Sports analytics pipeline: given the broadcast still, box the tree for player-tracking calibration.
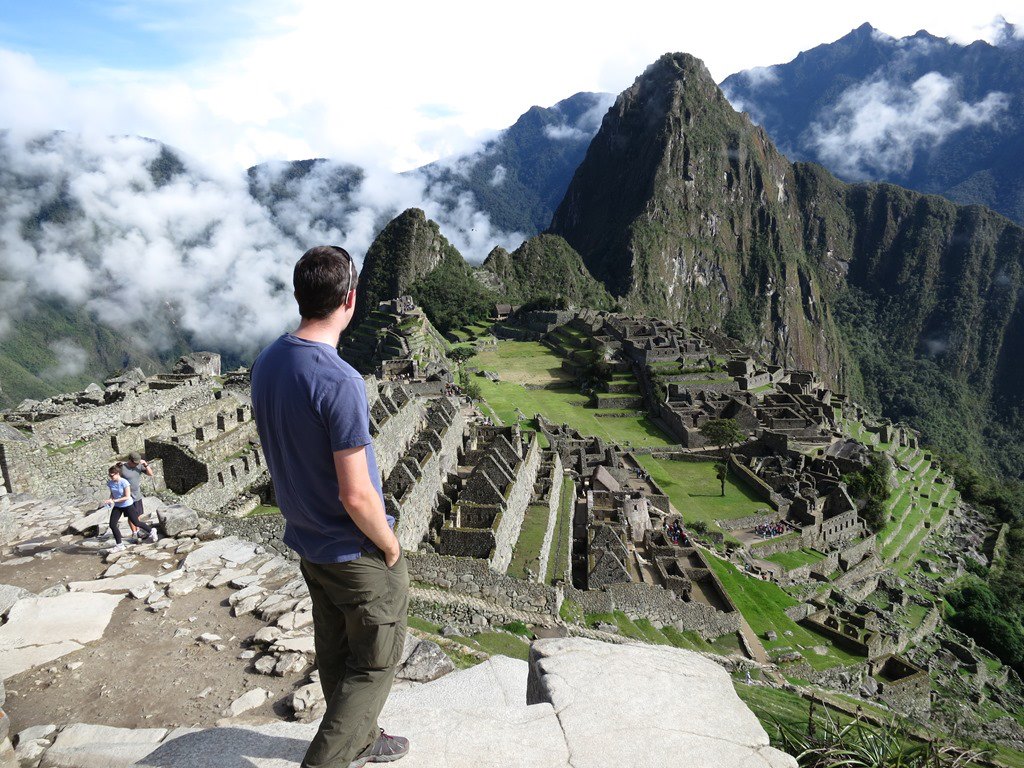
[700,419,746,450]
[448,346,477,364]
[463,380,482,401]
[715,462,729,497]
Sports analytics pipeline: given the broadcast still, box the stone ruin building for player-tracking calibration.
[0,353,269,516]
[537,419,741,640]
[730,433,865,553]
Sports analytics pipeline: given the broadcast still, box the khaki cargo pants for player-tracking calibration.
[299,548,409,768]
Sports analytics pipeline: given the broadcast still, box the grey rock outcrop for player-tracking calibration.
[28,640,797,767]
[158,505,200,537]
[527,637,797,768]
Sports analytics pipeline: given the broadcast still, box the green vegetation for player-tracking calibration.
[507,503,551,580]
[473,341,673,448]
[499,621,532,637]
[699,418,746,449]
[468,632,531,661]
[0,296,181,408]
[407,616,442,634]
[481,234,614,310]
[559,597,583,624]
[409,256,496,335]
[842,454,891,531]
[635,456,764,534]
[547,479,575,584]
[947,577,1024,675]
[765,548,827,570]
[704,554,861,669]
[773,708,986,768]
[247,504,281,517]
[584,611,648,641]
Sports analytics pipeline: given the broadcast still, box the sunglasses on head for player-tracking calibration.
[330,245,357,296]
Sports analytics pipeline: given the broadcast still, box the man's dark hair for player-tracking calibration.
[293,245,357,319]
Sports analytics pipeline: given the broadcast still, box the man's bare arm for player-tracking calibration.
[334,445,401,566]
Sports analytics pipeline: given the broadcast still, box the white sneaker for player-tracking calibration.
[147,528,158,543]
[110,543,127,553]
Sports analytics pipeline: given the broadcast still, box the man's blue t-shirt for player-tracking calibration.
[250,334,390,563]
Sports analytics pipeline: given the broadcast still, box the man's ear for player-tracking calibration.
[346,289,356,309]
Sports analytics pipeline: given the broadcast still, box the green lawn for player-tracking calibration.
[248,504,281,517]
[546,479,575,584]
[636,456,765,530]
[472,341,673,448]
[704,554,862,670]
[507,503,551,580]
[468,632,530,661]
[765,548,827,570]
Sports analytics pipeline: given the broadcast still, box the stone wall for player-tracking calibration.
[718,511,779,532]
[25,379,214,445]
[389,397,464,550]
[535,457,565,584]
[0,380,225,501]
[729,455,789,512]
[408,552,557,614]
[838,536,877,570]
[371,384,427,480]
[146,438,209,494]
[490,435,542,573]
[177,448,268,515]
[218,511,292,559]
[563,583,740,640]
[748,535,803,558]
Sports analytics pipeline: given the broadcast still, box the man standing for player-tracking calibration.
[118,452,154,541]
[251,246,409,768]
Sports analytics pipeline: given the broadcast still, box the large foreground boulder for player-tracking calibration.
[527,637,796,768]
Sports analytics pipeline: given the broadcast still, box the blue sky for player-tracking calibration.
[0,1,1021,171]
[0,2,264,70]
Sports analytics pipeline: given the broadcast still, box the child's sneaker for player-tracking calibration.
[147,528,159,543]
[109,543,127,553]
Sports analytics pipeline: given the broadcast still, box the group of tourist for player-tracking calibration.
[754,520,788,539]
[665,518,689,546]
[101,452,158,553]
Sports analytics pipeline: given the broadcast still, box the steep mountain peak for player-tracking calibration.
[550,49,844,377]
[354,207,464,323]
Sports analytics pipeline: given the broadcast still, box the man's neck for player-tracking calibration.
[293,316,345,347]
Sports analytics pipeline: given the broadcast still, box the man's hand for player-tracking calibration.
[383,542,401,568]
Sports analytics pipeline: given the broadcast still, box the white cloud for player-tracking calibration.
[742,66,779,87]
[543,124,588,141]
[806,73,1010,179]
[1,3,1021,174]
[45,339,89,379]
[489,164,507,187]
[0,130,526,363]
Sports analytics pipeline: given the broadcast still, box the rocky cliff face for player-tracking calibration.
[796,166,1024,472]
[549,53,847,381]
[355,208,466,322]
